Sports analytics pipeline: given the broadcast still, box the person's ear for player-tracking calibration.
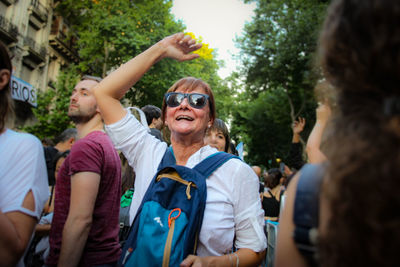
[208,117,214,128]
[69,137,75,146]
[0,69,11,91]
[152,117,158,126]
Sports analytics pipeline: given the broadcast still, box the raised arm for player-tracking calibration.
[288,117,306,170]
[93,33,202,125]
[306,104,331,163]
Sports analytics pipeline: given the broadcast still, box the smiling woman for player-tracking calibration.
[93,33,266,266]
[204,118,231,152]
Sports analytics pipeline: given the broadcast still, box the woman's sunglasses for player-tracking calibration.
[165,92,209,109]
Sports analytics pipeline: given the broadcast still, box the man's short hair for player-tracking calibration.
[141,105,161,125]
[55,128,77,144]
[81,75,102,83]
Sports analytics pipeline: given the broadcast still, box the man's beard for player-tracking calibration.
[68,108,97,124]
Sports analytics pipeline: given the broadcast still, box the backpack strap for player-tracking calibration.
[293,163,325,267]
[193,152,239,178]
[267,190,275,198]
[157,146,176,171]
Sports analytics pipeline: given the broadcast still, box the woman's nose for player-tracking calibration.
[210,135,217,143]
[179,97,189,108]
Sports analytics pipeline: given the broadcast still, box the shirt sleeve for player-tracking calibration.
[68,139,102,176]
[232,161,267,252]
[105,112,168,223]
[104,112,167,170]
[1,133,49,220]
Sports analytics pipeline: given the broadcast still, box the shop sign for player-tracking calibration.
[10,75,37,107]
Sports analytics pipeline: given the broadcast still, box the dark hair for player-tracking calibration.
[141,105,161,126]
[81,75,102,83]
[52,150,70,172]
[161,77,216,125]
[0,41,13,132]
[318,0,400,266]
[42,137,55,147]
[264,168,282,189]
[54,128,77,144]
[229,142,238,156]
[121,164,135,196]
[207,118,231,152]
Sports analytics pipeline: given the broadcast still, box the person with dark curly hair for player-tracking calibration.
[276,0,400,266]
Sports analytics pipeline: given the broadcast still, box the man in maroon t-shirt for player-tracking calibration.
[46,76,121,266]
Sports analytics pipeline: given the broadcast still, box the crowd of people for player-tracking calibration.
[0,0,399,266]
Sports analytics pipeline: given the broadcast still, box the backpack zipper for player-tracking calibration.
[157,172,197,199]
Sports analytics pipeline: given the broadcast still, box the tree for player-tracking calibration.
[55,0,225,110]
[22,1,227,140]
[231,0,329,165]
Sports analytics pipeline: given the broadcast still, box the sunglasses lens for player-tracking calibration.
[189,94,207,108]
[166,93,183,107]
[165,93,208,109]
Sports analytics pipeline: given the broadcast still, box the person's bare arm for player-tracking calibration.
[306,104,331,163]
[93,33,202,125]
[0,191,37,266]
[35,223,52,237]
[58,172,100,267]
[180,248,265,267]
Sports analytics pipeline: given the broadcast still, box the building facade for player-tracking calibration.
[0,0,78,126]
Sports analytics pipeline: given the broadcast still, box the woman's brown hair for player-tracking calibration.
[0,41,13,132]
[318,0,400,266]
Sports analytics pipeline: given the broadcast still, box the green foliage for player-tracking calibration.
[21,66,80,140]
[240,0,327,96]
[56,0,225,110]
[231,0,329,166]
[230,87,316,167]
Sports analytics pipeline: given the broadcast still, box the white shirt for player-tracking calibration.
[0,129,49,266]
[105,113,267,256]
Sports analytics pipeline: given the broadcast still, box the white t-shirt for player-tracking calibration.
[105,113,267,256]
[0,129,49,266]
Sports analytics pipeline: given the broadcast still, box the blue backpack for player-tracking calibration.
[293,163,325,267]
[119,147,237,267]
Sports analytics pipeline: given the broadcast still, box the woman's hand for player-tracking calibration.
[180,255,217,267]
[158,33,203,62]
[292,117,306,135]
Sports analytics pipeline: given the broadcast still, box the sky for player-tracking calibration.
[171,0,256,78]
